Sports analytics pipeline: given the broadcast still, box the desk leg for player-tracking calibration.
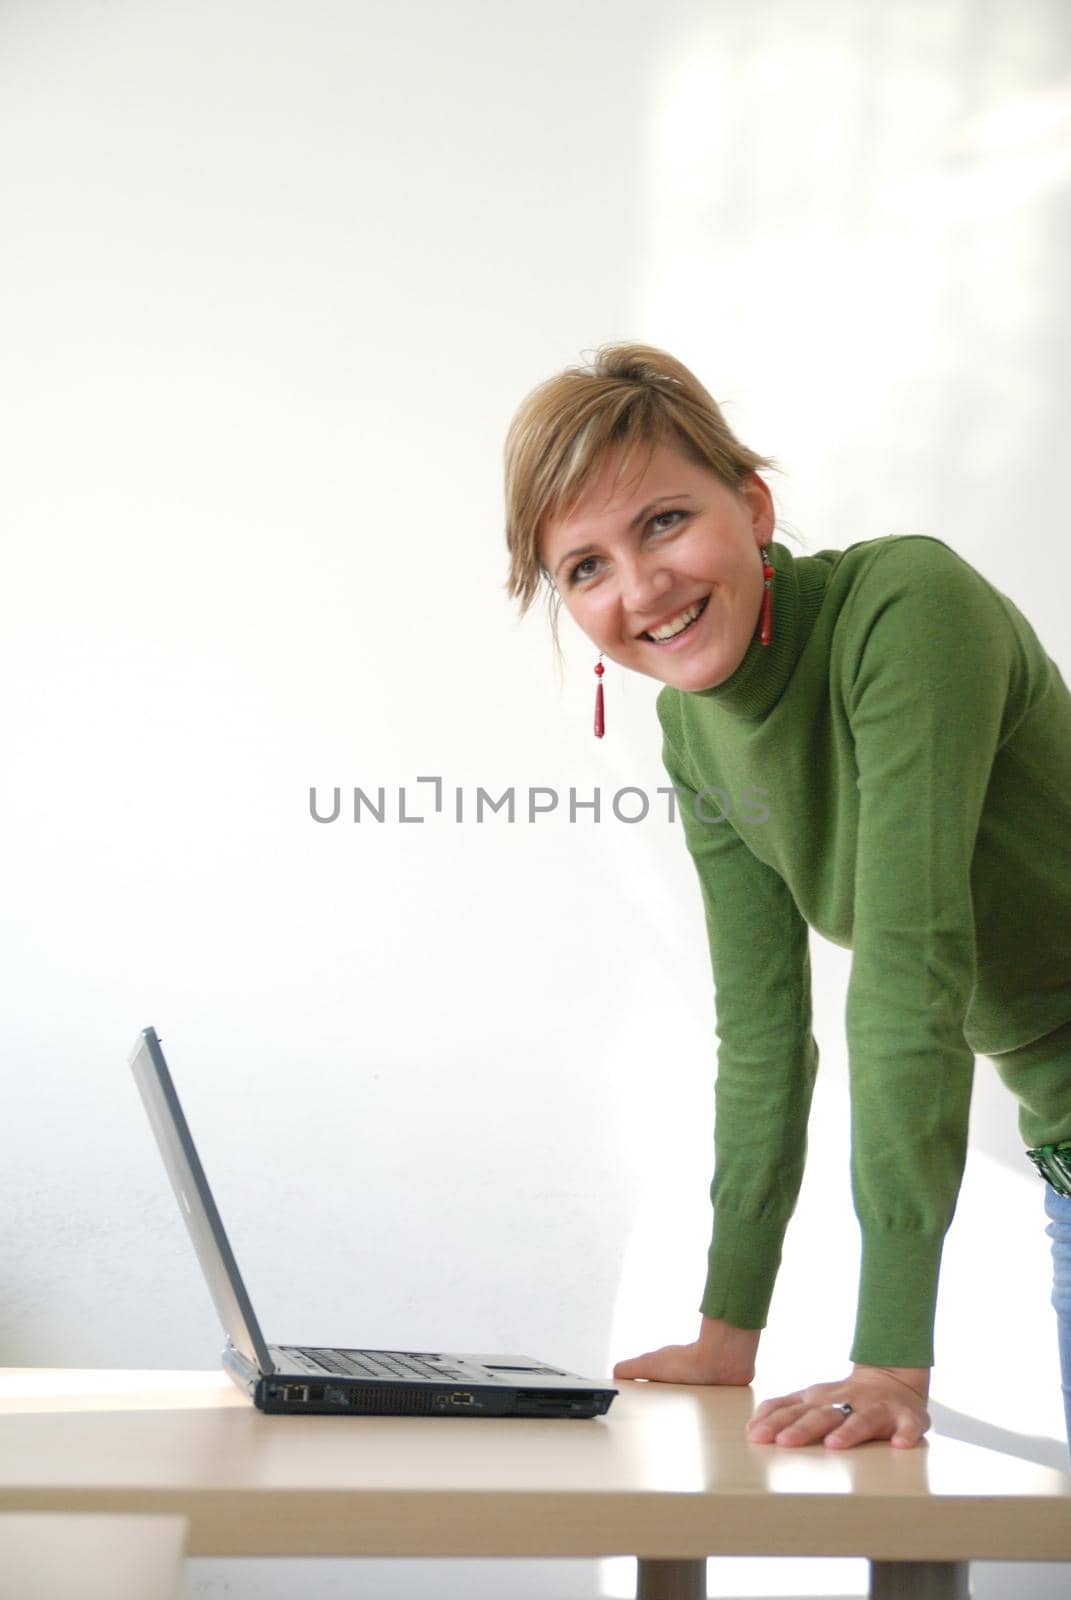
[870,1560,969,1598]
[636,1558,706,1599]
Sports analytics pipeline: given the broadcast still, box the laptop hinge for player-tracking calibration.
[226,1337,274,1377]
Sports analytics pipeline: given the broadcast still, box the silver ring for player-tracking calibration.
[830,1402,854,1416]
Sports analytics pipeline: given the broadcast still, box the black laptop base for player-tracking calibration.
[258,1379,610,1418]
[223,1346,612,1417]
[223,1345,614,1418]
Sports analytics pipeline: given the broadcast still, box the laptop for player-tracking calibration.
[129,1026,617,1419]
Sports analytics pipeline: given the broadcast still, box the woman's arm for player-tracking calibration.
[841,539,1016,1370]
[746,543,1014,1449]
[657,711,821,1337]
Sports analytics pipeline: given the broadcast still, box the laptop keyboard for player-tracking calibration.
[284,1346,466,1382]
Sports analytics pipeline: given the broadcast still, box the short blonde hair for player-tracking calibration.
[503,342,782,619]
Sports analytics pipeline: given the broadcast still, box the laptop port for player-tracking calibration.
[449,1392,475,1406]
[515,1390,595,1415]
[285,1385,310,1404]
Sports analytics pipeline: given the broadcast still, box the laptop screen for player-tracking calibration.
[129,1026,275,1374]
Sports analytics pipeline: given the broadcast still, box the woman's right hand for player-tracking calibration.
[612,1315,760,1385]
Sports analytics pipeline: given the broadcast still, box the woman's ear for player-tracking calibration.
[742,472,776,540]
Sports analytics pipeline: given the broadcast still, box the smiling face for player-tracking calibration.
[539,440,776,693]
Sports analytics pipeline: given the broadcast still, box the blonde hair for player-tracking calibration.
[503,342,784,624]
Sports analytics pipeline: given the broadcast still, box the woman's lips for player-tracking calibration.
[641,594,710,646]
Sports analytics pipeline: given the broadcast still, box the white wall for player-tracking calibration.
[1,2,1069,1596]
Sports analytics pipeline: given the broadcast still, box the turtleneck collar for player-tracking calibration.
[692,541,829,719]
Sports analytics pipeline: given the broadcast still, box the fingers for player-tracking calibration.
[748,1398,929,1449]
[748,1400,847,1446]
[821,1405,887,1448]
[749,1390,804,1423]
[890,1406,931,1449]
[613,1346,675,1380]
[825,1402,928,1450]
[613,1341,738,1385]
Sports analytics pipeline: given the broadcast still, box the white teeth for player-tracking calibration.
[646,600,703,641]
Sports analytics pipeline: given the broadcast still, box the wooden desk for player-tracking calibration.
[1,1368,1069,1599]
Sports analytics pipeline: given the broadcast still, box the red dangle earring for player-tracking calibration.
[759,546,775,646]
[594,654,605,738]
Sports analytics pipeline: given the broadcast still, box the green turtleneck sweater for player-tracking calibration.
[657,534,1071,1368]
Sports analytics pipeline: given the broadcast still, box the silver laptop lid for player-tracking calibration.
[129,1026,275,1375]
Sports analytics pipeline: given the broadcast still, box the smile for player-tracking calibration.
[641,596,709,643]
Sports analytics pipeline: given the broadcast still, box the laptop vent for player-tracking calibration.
[349,1386,437,1414]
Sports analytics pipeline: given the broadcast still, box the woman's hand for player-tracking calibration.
[746,1364,931,1449]
[613,1315,760,1386]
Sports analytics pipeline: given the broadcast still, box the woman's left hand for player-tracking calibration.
[746,1364,931,1449]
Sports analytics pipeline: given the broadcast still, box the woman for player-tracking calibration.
[503,343,1071,1454]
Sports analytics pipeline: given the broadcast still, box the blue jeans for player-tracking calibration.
[1045,1182,1071,1462]
[987,1019,1071,1458]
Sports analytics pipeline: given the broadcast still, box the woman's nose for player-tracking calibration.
[618,554,673,613]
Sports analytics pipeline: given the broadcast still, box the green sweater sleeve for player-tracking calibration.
[842,539,1017,1367]
[658,695,820,1331]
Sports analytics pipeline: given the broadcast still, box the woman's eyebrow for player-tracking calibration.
[553,494,695,578]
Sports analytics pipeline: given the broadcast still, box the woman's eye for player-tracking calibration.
[650,510,685,534]
[569,555,600,585]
